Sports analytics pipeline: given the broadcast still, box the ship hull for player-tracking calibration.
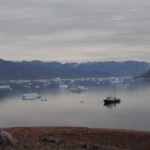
[104,99,120,105]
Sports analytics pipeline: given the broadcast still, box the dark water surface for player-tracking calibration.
[0,78,150,131]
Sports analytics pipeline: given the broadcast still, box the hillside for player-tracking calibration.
[141,70,150,78]
[0,59,149,80]
[2,127,150,150]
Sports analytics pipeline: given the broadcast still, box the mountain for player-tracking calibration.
[0,59,111,80]
[0,59,149,80]
[73,61,149,77]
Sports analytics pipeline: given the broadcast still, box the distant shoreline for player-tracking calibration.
[3,127,150,150]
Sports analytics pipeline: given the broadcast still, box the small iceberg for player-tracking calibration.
[70,85,88,93]
[0,85,11,90]
[22,93,41,100]
[59,84,68,89]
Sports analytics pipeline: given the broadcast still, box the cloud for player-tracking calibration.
[0,0,150,62]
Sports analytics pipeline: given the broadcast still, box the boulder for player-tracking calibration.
[0,130,15,147]
[41,133,61,144]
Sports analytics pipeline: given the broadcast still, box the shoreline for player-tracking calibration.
[2,127,150,150]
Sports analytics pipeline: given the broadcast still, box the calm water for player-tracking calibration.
[0,79,150,131]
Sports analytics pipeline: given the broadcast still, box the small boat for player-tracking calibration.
[22,93,41,100]
[104,96,120,105]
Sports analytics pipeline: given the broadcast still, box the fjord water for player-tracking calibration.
[0,80,150,131]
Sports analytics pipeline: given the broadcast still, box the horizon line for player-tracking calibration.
[0,58,149,64]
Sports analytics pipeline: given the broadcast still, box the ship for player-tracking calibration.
[104,96,120,105]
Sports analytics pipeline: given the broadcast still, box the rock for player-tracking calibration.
[41,133,61,144]
[0,130,15,147]
[24,143,33,149]
[81,145,98,150]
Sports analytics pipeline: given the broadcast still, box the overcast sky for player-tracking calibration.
[0,0,150,62]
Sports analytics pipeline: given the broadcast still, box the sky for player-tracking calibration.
[0,0,150,62]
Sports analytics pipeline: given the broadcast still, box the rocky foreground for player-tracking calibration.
[0,127,150,150]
